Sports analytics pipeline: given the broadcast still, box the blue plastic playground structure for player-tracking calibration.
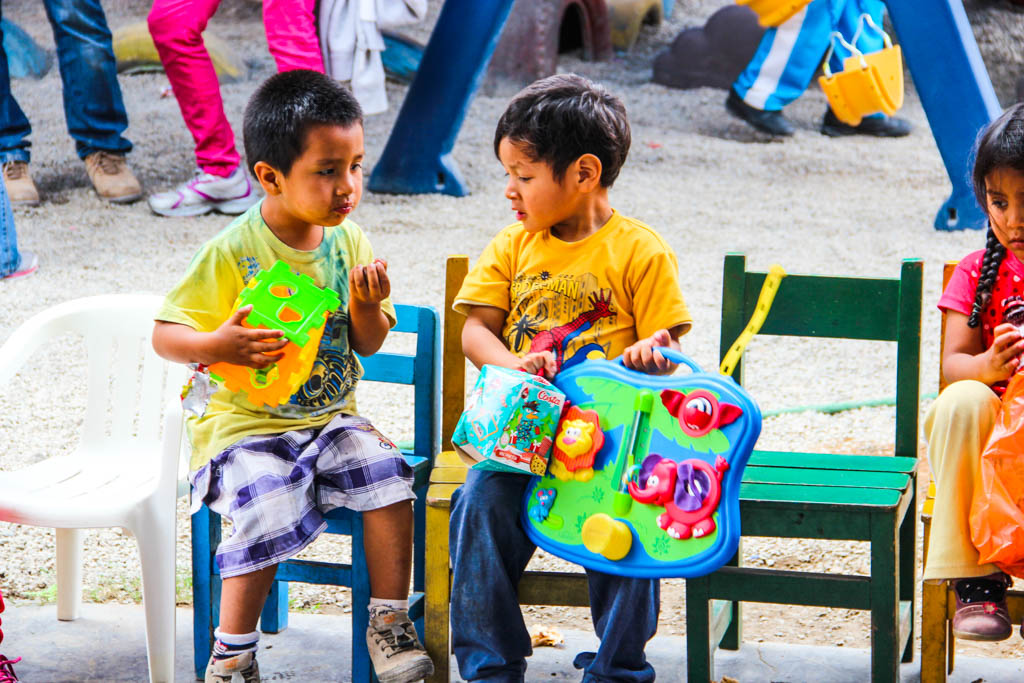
[887,2,1000,230]
[369,0,1000,231]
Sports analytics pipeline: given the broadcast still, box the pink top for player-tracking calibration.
[939,249,1024,394]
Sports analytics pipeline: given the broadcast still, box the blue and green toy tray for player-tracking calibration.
[520,349,761,578]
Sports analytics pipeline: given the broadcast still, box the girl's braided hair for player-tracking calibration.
[967,103,1024,328]
[968,229,1005,328]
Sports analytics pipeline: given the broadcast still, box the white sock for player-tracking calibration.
[369,597,409,619]
[212,628,260,659]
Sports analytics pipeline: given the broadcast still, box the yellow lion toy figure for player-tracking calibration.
[549,406,604,482]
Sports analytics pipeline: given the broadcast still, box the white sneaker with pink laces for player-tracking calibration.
[2,250,37,281]
[148,166,259,217]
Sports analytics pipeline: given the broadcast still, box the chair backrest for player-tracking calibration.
[442,255,469,447]
[0,294,188,489]
[357,303,441,463]
[938,261,957,392]
[720,253,923,458]
[0,294,187,444]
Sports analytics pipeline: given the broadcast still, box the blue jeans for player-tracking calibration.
[0,0,131,163]
[450,469,659,682]
[0,178,22,276]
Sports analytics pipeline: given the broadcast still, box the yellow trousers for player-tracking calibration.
[923,380,1001,580]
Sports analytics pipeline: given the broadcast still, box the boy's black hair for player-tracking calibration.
[967,103,1024,327]
[243,69,362,178]
[493,73,630,188]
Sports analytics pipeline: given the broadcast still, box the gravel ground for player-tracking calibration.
[2,0,1024,667]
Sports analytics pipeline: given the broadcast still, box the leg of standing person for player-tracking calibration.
[819,0,912,137]
[923,380,1011,641]
[572,571,658,683]
[262,0,325,73]
[0,168,36,281]
[147,0,257,217]
[43,0,143,203]
[449,469,537,682]
[725,0,834,136]
[0,5,39,206]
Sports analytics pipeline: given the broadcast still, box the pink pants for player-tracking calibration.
[148,0,325,176]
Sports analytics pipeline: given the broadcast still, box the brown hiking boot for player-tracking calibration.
[2,161,39,206]
[84,151,142,204]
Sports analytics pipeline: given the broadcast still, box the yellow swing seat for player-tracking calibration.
[735,0,812,28]
[817,17,904,126]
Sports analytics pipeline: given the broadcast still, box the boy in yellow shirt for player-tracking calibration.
[450,73,692,682]
[151,70,432,683]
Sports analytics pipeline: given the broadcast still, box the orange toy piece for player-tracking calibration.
[210,312,328,407]
[208,261,340,407]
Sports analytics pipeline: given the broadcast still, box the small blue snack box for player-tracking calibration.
[452,364,567,475]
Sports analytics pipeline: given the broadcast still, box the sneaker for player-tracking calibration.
[204,652,260,683]
[725,89,794,137]
[367,609,434,683]
[148,166,258,218]
[821,109,913,137]
[2,250,37,281]
[951,572,1012,641]
[2,162,39,206]
[0,655,20,682]
[84,151,142,204]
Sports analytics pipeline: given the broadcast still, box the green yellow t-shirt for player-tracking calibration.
[156,201,395,470]
[454,210,691,366]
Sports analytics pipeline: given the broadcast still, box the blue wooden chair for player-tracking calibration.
[191,304,440,681]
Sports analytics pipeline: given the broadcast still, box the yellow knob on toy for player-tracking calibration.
[581,514,632,561]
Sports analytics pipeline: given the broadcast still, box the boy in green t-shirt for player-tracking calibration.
[450,74,692,681]
[152,70,432,683]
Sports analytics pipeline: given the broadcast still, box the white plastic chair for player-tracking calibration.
[0,294,187,683]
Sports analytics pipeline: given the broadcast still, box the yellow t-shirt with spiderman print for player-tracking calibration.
[156,201,395,470]
[454,210,692,368]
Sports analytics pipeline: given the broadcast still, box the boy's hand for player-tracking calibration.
[622,329,678,375]
[512,351,557,378]
[982,322,1024,384]
[208,305,288,368]
[350,258,390,306]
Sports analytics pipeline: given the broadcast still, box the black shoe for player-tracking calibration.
[821,109,913,137]
[725,89,794,137]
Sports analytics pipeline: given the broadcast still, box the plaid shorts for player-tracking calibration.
[189,413,415,578]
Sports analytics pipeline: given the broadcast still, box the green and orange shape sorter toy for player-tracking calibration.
[208,260,341,407]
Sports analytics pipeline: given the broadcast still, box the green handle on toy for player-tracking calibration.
[611,389,655,515]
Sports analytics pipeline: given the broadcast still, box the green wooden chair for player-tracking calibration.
[685,253,922,682]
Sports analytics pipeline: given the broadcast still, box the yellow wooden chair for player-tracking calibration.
[423,255,592,683]
[920,261,1024,681]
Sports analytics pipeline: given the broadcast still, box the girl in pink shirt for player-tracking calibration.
[926,102,1024,643]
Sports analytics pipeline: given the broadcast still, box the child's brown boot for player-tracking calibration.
[2,161,38,206]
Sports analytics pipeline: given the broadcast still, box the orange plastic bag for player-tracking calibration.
[970,373,1024,577]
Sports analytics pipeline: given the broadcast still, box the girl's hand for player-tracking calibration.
[207,305,288,368]
[350,258,390,306]
[622,329,678,375]
[982,322,1024,383]
[512,351,557,378]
